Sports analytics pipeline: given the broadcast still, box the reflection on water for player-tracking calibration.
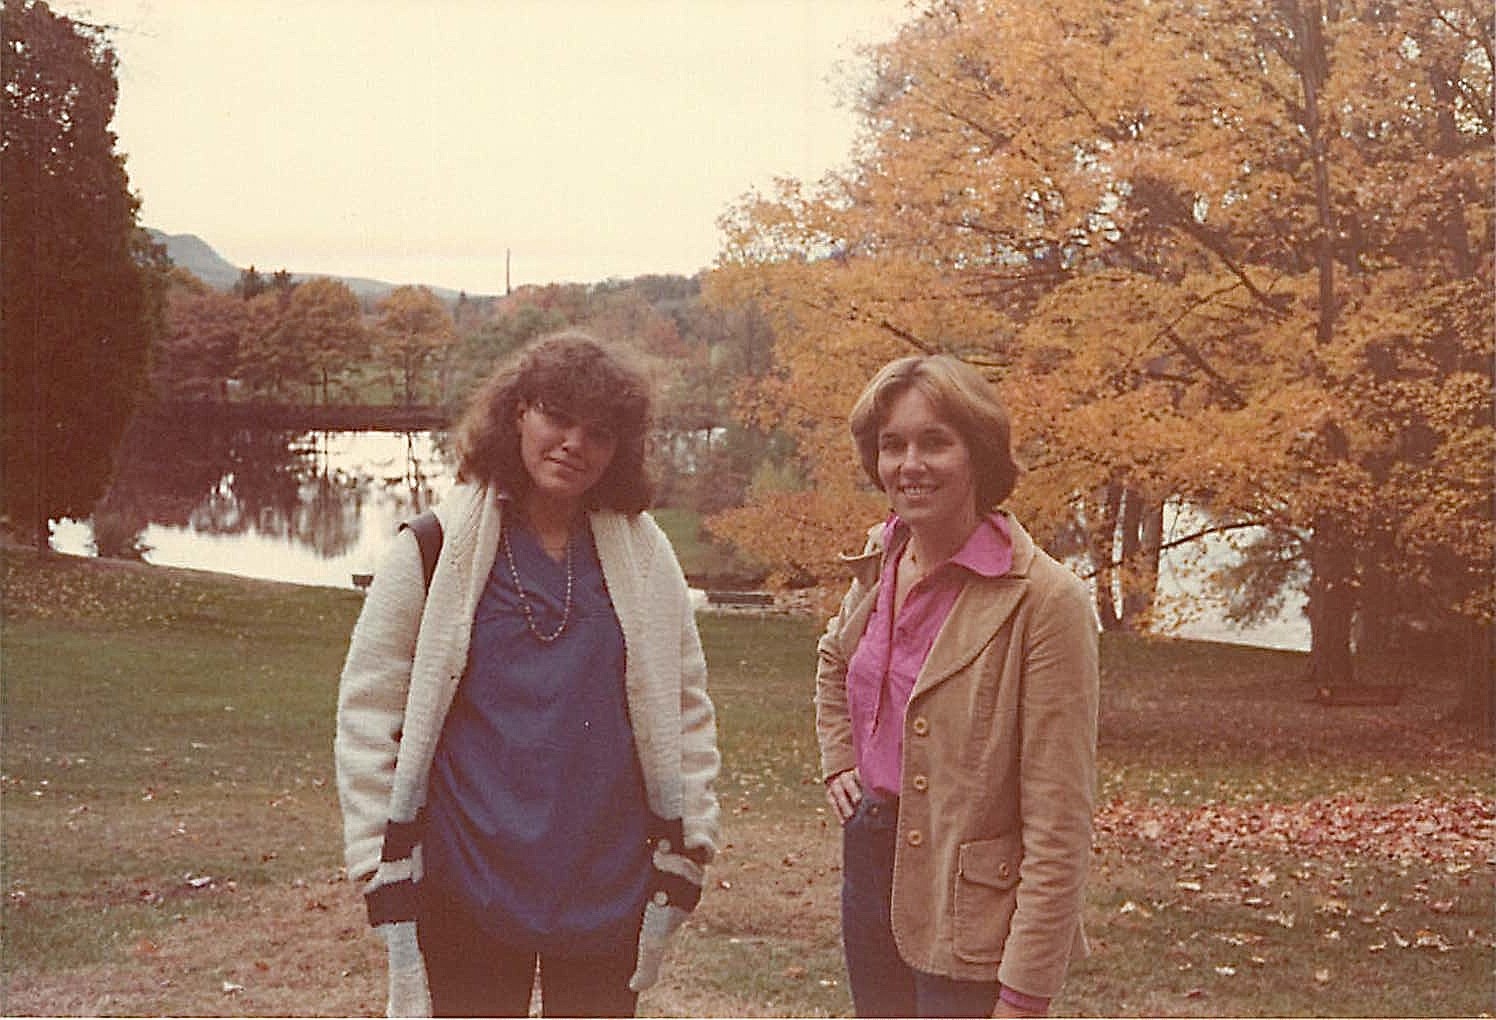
[53,414,452,589]
[51,415,1308,649]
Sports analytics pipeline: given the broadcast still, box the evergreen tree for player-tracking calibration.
[1,0,165,547]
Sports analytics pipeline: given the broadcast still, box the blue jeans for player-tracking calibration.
[841,793,1000,1018]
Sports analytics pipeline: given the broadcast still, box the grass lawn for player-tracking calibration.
[650,508,762,585]
[1,547,1491,1016]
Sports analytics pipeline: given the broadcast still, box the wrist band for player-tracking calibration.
[999,985,1050,1013]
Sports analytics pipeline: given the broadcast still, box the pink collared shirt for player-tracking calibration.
[844,512,1014,798]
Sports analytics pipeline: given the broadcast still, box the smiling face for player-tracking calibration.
[517,400,618,513]
[876,386,979,539]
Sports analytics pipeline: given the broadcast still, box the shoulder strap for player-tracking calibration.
[398,510,444,593]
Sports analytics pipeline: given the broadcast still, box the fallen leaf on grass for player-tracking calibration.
[1213,931,1263,946]
[1414,929,1453,951]
[1095,795,1495,865]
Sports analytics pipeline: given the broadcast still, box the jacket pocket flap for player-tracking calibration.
[957,834,1021,890]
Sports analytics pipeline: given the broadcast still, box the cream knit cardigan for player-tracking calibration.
[335,482,721,1016]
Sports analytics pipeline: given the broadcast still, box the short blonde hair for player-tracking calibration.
[848,354,1020,512]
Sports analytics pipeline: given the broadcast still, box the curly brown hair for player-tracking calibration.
[454,330,655,513]
[849,354,1021,513]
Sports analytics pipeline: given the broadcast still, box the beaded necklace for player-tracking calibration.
[501,525,575,643]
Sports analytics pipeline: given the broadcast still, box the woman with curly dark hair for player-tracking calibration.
[336,331,721,1017]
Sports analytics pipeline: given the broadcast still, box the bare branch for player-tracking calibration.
[1163,326,1249,410]
[1076,519,1272,579]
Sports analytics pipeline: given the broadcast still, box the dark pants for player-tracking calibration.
[841,793,1001,1018]
[418,885,639,1018]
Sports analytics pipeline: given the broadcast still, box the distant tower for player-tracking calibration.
[506,248,511,296]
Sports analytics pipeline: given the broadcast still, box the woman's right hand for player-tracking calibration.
[825,767,863,824]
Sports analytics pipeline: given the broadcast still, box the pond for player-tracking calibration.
[52,416,452,590]
[49,413,1308,650]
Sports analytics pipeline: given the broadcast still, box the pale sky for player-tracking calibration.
[53,0,909,294]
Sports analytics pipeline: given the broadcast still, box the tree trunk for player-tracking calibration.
[1295,0,1354,688]
[1139,499,1164,618]
[402,347,417,408]
[1352,539,1398,657]
[1124,487,1142,625]
[1090,483,1123,630]
[1118,489,1143,629]
[29,505,49,551]
[1120,490,1163,630]
[1430,61,1475,277]
[1297,0,1337,345]
[1306,515,1356,688]
[1451,620,1494,739]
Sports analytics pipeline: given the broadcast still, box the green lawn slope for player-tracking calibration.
[2,548,1489,1016]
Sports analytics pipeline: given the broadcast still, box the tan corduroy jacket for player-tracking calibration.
[815,512,1098,1000]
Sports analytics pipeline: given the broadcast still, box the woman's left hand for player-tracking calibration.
[825,767,862,823]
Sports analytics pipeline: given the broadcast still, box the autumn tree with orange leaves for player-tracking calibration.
[706,0,1492,711]
[375,285,457,407]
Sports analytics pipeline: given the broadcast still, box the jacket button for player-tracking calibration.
[911,716,929,736]
[911,774,929,792]
[998,862,1010,879]
[906,829,923,847]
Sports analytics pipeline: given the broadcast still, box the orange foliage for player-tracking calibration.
[705,0,1494,640]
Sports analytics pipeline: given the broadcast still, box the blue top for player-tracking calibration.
[423,519,651,954]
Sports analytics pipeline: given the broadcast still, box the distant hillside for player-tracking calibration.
[147,229,240,289]
[145,229,482,304]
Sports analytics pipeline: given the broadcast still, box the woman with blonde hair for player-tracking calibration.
[337,331,720,1017]
[817,354,1098,1018]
